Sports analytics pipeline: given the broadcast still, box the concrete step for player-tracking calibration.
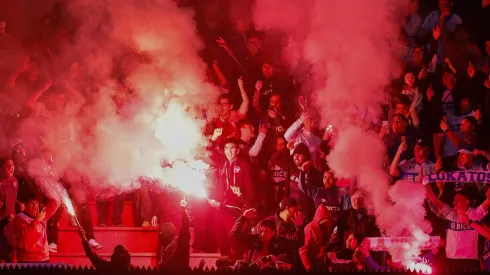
[57,227,159,254]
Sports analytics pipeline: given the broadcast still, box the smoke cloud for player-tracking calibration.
[5,0,216,195]
[253,0,431,267]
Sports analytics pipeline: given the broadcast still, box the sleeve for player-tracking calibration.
[468,205,487,221]
[248,132,266,157]
[427,200,456,221]
[82,238,110,269]
[43,196,61,222]
[177,210,191,247]
[299,226,314,270]
[230,216,260,249]
[284,119,303,142]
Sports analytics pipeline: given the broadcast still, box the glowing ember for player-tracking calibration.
[63,194,76,216]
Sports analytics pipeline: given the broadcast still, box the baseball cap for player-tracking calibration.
[414,138,430,148]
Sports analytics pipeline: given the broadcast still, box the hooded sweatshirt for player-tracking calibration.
[158,209,190,270]
[299,205,334,270]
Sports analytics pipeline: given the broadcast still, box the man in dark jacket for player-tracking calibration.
[78,228,131,271]
[285,143,322,222]
[157,199,190,270]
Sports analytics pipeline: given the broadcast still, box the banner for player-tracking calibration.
[366,236,440,252]
[421,170,490,185]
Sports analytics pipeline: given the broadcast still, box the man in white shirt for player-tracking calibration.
[425,184,490,270]
[284,112,322,169]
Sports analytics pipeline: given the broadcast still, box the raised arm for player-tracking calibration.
[237,77,250,117]
[248,125,267,157]
[26,80,53,113]
[389,143,407,178]
[284,113,307,141]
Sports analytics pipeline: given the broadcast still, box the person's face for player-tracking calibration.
[392,116,407,134]
[460,118,473,133]
[346,234,359,250]
[259,226,275,243]
[404,73,416,87]
[270,95,281,111]
[323,171,335,188]
[224,143,239,161]
[241,124,255,139]
[276,137,286,152]
[408,0,419,14]
[286,206,298,220]
[413,47,424,63]
[395,103,409,116]
[458,152,473,168]
[219,98,232,116]
[247,37,261,56]
[25,200,39,216]
[439,0,451,10]
[414,145,429,160]
[442,72,456,87]
[262,63,274,78]
[293,153,307,167]
[304,117,315,131]
[51,94,66,111]
[351,193,364,210]
[460,99,471,114]
[2,160,14,178]
[453,194,470,212]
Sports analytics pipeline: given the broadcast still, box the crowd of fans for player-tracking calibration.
[1,0,490,272]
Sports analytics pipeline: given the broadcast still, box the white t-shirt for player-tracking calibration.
[398,158,435,182]
[429,201,486,259]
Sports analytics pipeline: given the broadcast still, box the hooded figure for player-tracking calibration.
[79,229,131,271]
[299,205,334,270]
[157,200,190,270]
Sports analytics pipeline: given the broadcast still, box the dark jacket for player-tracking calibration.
[158,209,190,270]
[252,214,305,266]
[81,240,132,271]
[285,165,322,222]
[218,158,255,209]
[231,215,283,263]
[305,185,347,223]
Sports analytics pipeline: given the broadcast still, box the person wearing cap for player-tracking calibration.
[299,205,334,271]
[448,147,490,195]
[425,178,490,270]
[389,138,435,182]
[252,198,305,267]
[285,143,321,222]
